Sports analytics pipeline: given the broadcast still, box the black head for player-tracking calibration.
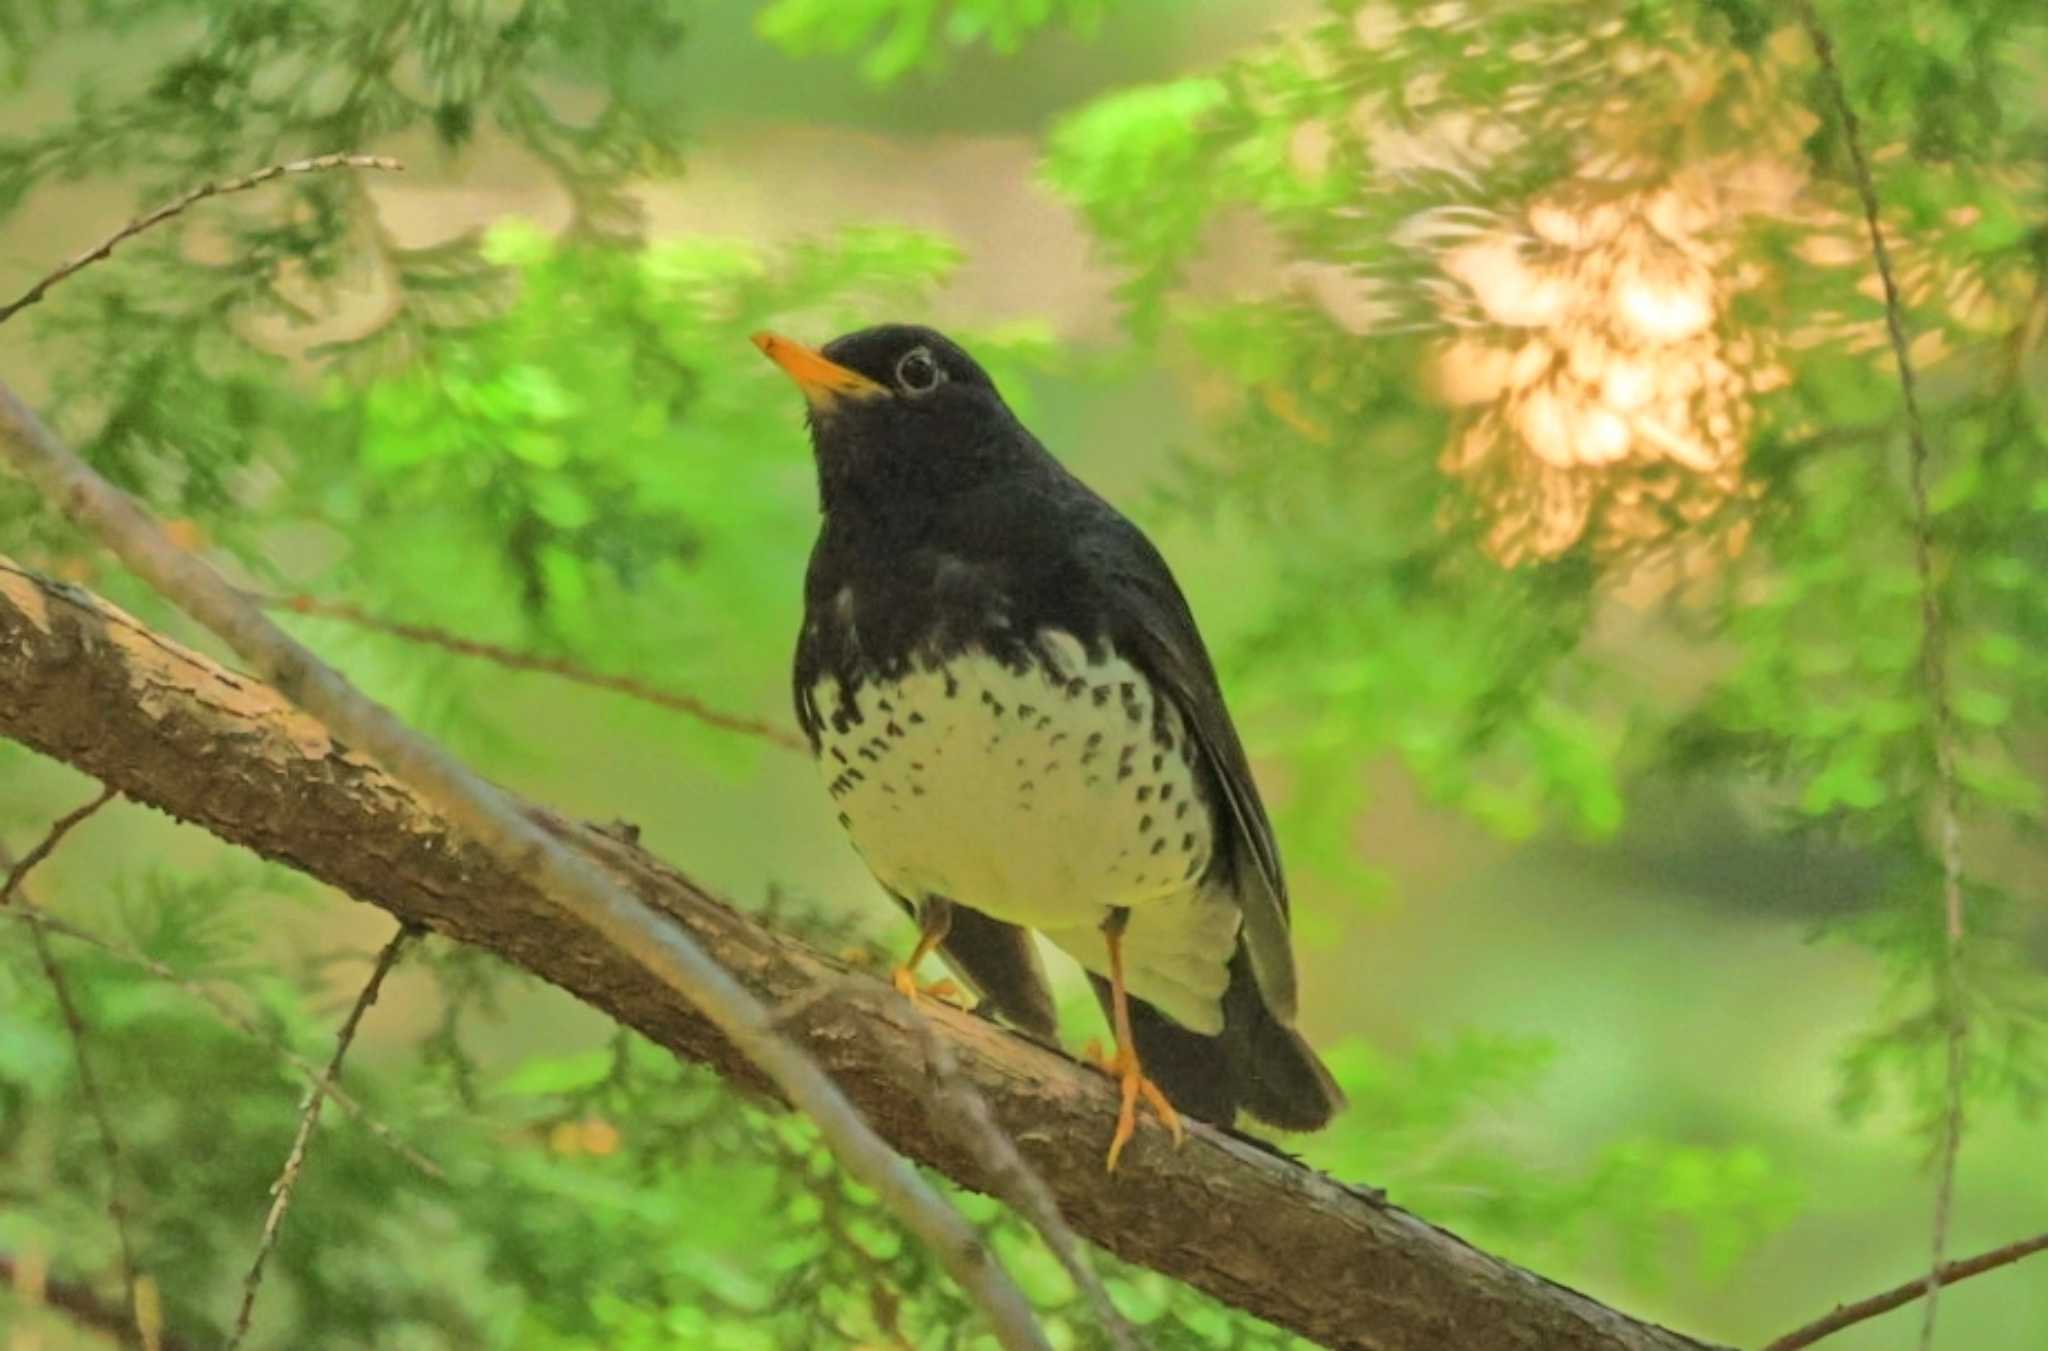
[753,324,1034,514]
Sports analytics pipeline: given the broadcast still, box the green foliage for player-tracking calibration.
[1044,0,2048,1165]
[757,0,1114,84]
[4,0,2047,1347]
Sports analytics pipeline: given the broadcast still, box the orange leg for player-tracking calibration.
[891,897,965,1007]
[1093,909,1186,1171]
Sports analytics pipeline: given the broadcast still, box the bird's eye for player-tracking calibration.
[894,346,943,395]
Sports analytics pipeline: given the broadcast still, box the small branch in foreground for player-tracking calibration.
[267,593,804,753]
[1761,1230,2048,1351]
[0,153,404,326]
[4,902,442,1181]
[914,1015,1140,1351]
[0,1252,191,1351]
[228,922,419,1349]
[1,790,141,1343]
[1795,9,1972,1347]
[0,783,115,906]
[0,363,1048,1349]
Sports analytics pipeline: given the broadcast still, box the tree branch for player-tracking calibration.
[228,921,418,1348]
[0,153,404,326]
[5,897,442,1181]
[0,792,143,1346]
[0,554,1729,1351]
[0,382,1049,1351]
[1794,7,1971,1344]
[0,783,116,905]
[1760,1230,2048,1351]
[264,592,805,753]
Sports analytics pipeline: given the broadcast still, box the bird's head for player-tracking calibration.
[752,324,1027,512]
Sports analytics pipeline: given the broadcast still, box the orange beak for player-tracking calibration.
[751,332,889,409]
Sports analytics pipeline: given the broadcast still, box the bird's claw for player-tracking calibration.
[890,966,969,1010]
[1084,1038,1185,1171]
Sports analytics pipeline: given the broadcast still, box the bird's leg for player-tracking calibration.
[891,896,965,1007]
[1093,907,1186,1171]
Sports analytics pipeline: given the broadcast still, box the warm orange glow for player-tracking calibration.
[1422,166,1785,564]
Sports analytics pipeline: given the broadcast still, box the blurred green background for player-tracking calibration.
[2,1,2045,1348]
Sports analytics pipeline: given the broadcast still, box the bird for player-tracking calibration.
[753,323,1344,1170]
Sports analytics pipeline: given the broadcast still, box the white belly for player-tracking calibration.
[812,630,1238,1031]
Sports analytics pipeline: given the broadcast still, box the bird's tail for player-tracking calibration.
[1088,944,1345,1133]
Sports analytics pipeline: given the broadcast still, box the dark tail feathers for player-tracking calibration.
[1088,945,1344,1133]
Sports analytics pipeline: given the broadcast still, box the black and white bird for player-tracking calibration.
[754,324,1343,1169]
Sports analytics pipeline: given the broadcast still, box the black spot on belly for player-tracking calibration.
[981,690,1006,716]
[943,671,959,697]
[909,710,926,724]
[1150,837,1167,856]
[886,721,904,737]
[1138,814,1153,834]
[876,697,894,713]
[1018,703,1036,721]
[1136,785,1153,802]
[830,747,848,765]
[1175,799,1190,820]
[836,812,850,827]
[1181,832,1196,852]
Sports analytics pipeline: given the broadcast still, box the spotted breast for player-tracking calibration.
[807,628,1241,1033]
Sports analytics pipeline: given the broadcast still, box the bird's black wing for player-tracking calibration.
[1081,515,1300,1023]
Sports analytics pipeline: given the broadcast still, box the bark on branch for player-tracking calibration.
[0,556,1725,1351]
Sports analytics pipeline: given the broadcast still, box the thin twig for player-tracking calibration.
[0,792,142,1343]
[1795,8,1972,1345]
[265,593,804,753]
[0,1252,192,1351]
[0,370,1048,1349]
[0,153,404,326]
[0,783,115,906]
[2,902,442,1181]
[228,922,418,1349]
[915,1014,1142,1351]
[1761,1230,2048,1351]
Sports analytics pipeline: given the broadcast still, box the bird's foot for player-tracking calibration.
[890,965,969,1011]
[1084,1038,1186,1171]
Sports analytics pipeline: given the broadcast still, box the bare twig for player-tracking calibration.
[266,593,804,753]
[3,902,442,1180]
[1,793,145,1346]
[1795,8,1972,1344]
[0,153,404,326]
[0,783,115,906]
[0,1253,192,1351]
[915,1014,1142,1351]
[228,922,418,1348]
[1761,1230,2048,1351]
[0,379,1049,1350]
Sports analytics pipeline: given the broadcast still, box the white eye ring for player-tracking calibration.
[894,346,944,395]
